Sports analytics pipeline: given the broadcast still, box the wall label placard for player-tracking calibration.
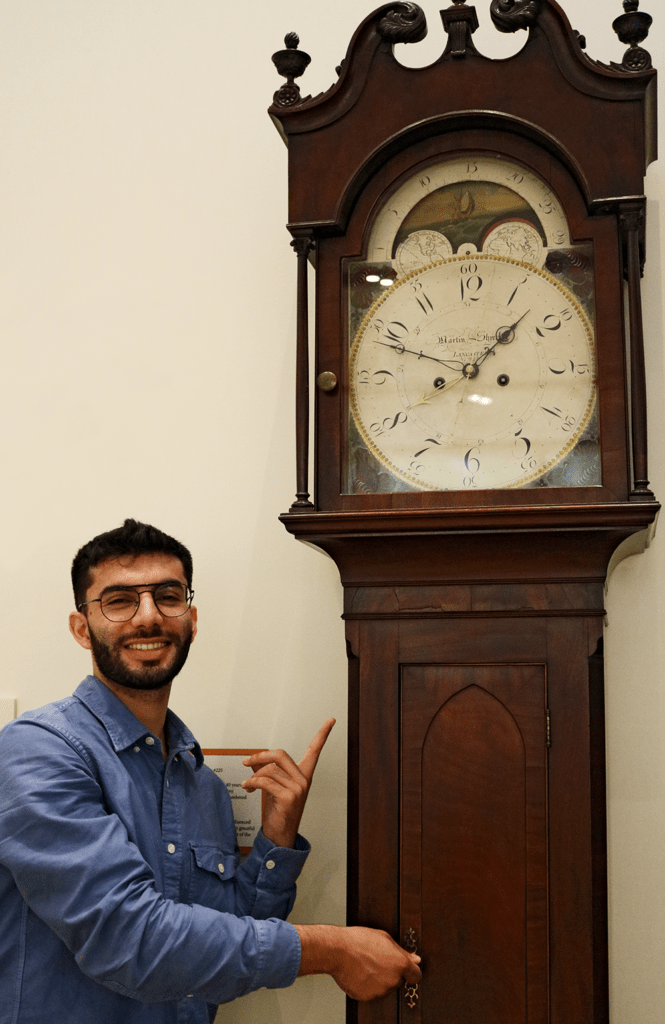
[202,749,266,854]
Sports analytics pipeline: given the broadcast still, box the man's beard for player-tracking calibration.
[88,622,194,691]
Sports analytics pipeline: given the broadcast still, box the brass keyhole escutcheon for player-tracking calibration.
[404,927,419,1010]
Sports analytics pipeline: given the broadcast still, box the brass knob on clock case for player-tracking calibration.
[316,372,338,392]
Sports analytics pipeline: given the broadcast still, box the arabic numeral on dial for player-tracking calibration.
[536,314,561,336]
[514,434,531,456]
[413,438,443,460]
[358,368,395,386]
[548,358,590,376]
[370,412,408,437]
[412,280,433,315]
[539,199,554,215]
[513,431,538,471]
[541,405,576,431]
[463,447,481,487]
[467,162,478,174]
[507,276,528,306]
[383,321,410,350]
[460,264,483,302]
[536,309,572,337]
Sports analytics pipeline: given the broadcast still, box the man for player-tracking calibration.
[0,519,420,1023]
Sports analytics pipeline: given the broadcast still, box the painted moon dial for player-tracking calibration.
[349,254,596,491]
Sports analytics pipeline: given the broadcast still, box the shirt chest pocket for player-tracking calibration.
[188,843,238,909]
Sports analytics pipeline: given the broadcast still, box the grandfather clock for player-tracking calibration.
[269,2,658,1021]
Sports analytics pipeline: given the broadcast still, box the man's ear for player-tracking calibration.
[69,610,93,651]
[190,604,198,643]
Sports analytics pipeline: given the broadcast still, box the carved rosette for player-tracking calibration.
[378,2,428,45]
[490,0,541,34]
[271,33,312,107]
[613,1,653,72]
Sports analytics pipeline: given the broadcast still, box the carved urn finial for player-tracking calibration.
[440,1,479,59]
[271,33,311,107]
[613,0,653,71]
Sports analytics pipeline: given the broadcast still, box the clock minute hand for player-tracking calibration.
[372,338,464,372]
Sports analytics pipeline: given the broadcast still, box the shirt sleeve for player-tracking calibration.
[0,719,303,1005]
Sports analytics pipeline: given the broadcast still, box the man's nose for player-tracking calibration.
[131,590,163,626]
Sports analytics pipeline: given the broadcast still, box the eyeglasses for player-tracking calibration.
[79,583,194,622]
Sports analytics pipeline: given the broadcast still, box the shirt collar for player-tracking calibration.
[73,675,204,768]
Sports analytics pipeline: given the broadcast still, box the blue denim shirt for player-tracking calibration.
[0,677,307,1023]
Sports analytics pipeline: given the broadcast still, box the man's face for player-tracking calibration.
[70,553,197,691]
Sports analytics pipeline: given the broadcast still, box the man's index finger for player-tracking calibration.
[298,718,336,779]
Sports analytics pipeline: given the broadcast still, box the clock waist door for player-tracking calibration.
[400,664,548,1023]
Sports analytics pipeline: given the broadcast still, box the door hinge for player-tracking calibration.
[546,708,551,748]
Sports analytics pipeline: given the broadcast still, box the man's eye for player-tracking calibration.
[105,594,134,608]
[156,586,185,602]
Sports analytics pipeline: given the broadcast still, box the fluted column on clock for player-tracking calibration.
[290,233,315,511]
[620,202,654,500]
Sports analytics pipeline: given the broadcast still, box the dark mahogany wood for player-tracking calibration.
[290,233,315,511]
[401,664,548,1023]
[620,202,654,497]
[269,3,659,1022]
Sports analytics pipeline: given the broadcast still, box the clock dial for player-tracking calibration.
[348,254,596,491]
[367,155,569,265]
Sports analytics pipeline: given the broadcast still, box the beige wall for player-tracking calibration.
[0,3,662,1022]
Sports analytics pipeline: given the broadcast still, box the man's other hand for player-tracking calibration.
[241,718,335,848]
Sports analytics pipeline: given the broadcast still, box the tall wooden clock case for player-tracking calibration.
[269,2,659,1022]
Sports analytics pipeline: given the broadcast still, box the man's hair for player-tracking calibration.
[71,519,193,609]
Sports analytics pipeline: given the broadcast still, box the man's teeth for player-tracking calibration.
[128,642,168,651]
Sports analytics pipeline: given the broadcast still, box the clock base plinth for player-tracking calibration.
[280,499,657,1024]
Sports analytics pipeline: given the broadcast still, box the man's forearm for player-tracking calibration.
[294,923,421,1002]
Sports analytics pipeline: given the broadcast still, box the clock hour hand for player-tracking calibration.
[372,339,464,372]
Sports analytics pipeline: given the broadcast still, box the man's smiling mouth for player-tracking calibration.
[126,641,169,651]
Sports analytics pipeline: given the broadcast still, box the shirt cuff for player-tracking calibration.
[254,918,302,989]
[250,829,310,885]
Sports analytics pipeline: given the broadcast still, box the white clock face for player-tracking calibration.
[349,254,596,491]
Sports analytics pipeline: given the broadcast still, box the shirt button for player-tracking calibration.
[218,863,225,874]
[266,860,276,870]
[133,746,140,753]
[145,737,155,746]
[167,843,176,854]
